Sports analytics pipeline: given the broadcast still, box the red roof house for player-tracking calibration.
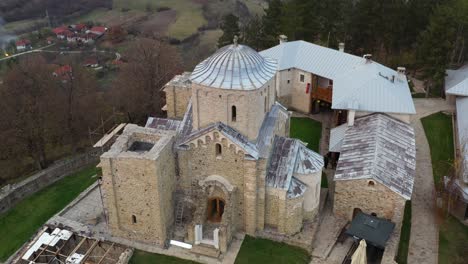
[89,26,107,36]
[52,26,68,35]
[16,39,31,51]
[53,65,73,80]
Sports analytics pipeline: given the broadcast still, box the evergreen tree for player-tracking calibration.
[260,0,284,49]
[417,0,468,96]
[243,15,264,51]
[218,14,241,48]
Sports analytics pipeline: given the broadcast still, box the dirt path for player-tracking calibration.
[408,99,455,264]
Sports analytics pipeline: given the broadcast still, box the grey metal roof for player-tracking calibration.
[456,97,468,182]
[446,65,468,96]
[179,122,259,159]
[256,102,290,157]
[329,123,347,152]
[164,72,192,89]
[334,114,416,200]
[145,117,181,131]
[266,136,323,191]
[260,41,415,114]
[190,44,277,90]
[287,177,307,198]
[345,212,395,249]
[332,62,416,114]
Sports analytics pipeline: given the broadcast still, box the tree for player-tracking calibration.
[417,0,468,96]
[242,15,264,51]
[260,0,284,49]
[218,14,241,48]
[0,55,64,170]
[113,38,182,124]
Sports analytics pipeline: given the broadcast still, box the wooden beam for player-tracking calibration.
[97,243,114,264]
[81,240,99,263]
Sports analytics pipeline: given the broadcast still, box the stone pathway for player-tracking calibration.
[408,99,455,264]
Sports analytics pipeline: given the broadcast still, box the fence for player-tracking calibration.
[0,149,102,215]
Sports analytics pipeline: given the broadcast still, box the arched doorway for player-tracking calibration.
[207,197,225,222]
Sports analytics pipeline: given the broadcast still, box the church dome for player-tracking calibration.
[190,43,277,90]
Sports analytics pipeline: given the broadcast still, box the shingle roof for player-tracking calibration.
[446,65,468,96]
[334,114,416,200]
[179,122,259,159]
[260,41,415,114]
[145,117,181,131]
[266,136,323,191]
[191,44,277,90]
[329,123,347,152]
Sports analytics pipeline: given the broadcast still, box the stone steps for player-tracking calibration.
[191,244,220,258]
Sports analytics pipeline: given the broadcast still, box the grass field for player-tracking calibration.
[439,215,468,264]
[129,250,199,264]
[421,112,454,186]
[235,235,310,264]
[290,117,322,152]
[0,166,98,261]
[3,18,47,33]
[396,201,412,264]
[113,0,206,40]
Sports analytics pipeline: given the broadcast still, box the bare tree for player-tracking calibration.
[0,55,64,169]
[113,38,182,124]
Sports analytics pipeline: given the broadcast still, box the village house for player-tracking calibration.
[52,24,104,44]
[444,65,468,225]
[99,37,416,258]
[15,39,31,51]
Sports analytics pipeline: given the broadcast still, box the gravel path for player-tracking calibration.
[408,99,454,264]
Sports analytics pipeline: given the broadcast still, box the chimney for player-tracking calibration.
[363,54,372,63]
[279,35,288,45]
[397,67,406,80]
[338,42,345,52]
[347,110,356,127]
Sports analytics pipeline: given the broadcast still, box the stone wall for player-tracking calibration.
[192,78,276,140]
[0,150,100,215]
[290,69,313,113]
[164,84,192,119]
[295,171,321,220]
[100,129,176,246]
[264,187,305,235]
[178,130,263,234]
[333,179,406,225]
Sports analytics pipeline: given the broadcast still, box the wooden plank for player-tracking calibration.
[97,243,114,264]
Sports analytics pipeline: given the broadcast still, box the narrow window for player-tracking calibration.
[287,80,290,84]
[264,97,267,113]
[231,105,237,122]
[300,74,305,82]
[132,215,137,224]
[216,143,222,157]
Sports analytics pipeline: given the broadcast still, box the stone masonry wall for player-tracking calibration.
[333,179,406,225]
[0,150,100,215]
[192,79,275,140]
[178,131,259,232]
[164,84,192,119]
[100,136,176,246]
[290,69,312,113]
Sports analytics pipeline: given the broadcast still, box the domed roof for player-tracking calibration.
[190,43,277,90]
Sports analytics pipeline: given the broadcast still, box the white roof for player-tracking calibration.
[446,65,468,96]
[22,228,73,261]
[329,123,347,152]
[260,40,416,114]
[456,97,468,182]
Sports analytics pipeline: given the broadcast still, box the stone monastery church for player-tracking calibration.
[99,36,416,258]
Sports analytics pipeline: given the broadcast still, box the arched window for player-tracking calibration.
[231,105,237,122]
[215,143,222,157]
[132,215,137,224]
[264,97,267,112]
[368,180,375,186]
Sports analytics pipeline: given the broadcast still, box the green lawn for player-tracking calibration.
[129,250,199,264]
[290,117,322,152]
[396,201,412,264]
[235,235,310,264]
[0,166,98,261]
[439,215,468,264]
[421,112,454,186]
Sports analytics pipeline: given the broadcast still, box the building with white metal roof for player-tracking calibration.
[260,40,416,115]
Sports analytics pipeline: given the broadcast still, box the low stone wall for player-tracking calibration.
[0,149,101,215]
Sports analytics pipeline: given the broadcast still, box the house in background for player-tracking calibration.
[16,39,31,51]
[445,65,468,225]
